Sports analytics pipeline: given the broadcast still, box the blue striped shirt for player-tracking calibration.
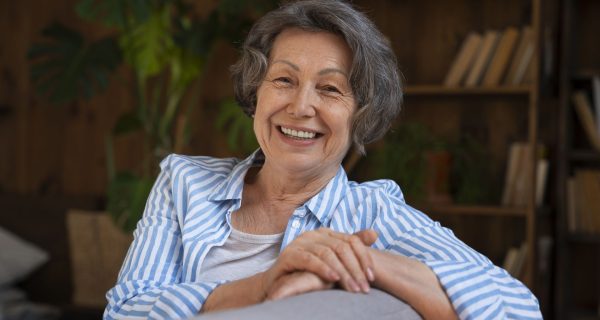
[104,150,542,319]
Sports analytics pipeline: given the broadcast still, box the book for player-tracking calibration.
[501,143,524,206]
[521,49,535,85]
[535,158,549,207]
[443,32,483,87]
[513,144,533,207]
[503,243,528,278]
[567,177,577,232]
[572,91,600,151]
[512,243,528,278]
[502,247,519,273]
[504,26,534,85]
[482,27,520,86]
[592,76,600,137]
[574,170,600,234]
[465,30,500,87]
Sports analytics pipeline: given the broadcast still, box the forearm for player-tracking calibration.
[370,248,457,320]
[202,272,266,313]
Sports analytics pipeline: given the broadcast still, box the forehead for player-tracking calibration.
[269,28,353,70]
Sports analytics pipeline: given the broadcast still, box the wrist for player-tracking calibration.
[256,271,271,302]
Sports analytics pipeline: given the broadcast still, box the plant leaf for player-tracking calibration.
[113,111,143,135]
[215,99,258,155]
[119,8,174,79]
[76,0,152,29]
[28,22,121,105]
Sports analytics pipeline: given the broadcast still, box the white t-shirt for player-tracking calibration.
[198,227,283,283]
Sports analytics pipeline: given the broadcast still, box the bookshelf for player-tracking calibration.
[555,0,600,318]
[421,204,527,217]
[348,0,547,305]
[404,85,531,96]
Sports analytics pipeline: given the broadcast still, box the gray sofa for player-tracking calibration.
[194,289,422,320]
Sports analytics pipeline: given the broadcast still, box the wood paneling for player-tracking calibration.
[0,0,237,196]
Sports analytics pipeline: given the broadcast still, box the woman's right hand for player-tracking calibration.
[260,228,378,297]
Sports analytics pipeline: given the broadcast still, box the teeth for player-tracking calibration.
[281,126,316,139]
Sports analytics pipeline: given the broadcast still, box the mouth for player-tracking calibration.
[277,125,323,140]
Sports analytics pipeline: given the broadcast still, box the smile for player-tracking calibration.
[279,126,321,139]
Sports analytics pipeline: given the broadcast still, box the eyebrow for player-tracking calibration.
[271,59,348,77]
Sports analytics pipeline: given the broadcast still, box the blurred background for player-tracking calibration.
[0,0,598,319]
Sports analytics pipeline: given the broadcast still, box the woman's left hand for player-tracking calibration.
[265,229,379,300]
[266,271,334,300]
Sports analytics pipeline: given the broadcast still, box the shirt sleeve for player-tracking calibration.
[104,155,225,319]
[369,181,542,320]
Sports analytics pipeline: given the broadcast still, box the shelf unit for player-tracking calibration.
[350,0,545,297]
[421,204,527,217]
[555,0,600,318]
[404,85,532,96]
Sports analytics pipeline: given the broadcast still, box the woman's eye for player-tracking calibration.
[321,85,341,94]
[274,77,292,84]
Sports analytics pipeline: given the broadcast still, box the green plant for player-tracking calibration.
[29,0,276,231]
[371,123,446,203]
[215,98,258,155]
[372,123,496,205]
[449,135,496,204]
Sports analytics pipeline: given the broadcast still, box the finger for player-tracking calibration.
[314,244,360,293]
[348,235,375,282]
[280,247,340,282]
[331,238,370,293]
[325,231,375,285]
[354,229,378,246]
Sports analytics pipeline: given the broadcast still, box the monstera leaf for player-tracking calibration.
[119,8,175,79]
[76,0,154,29]
[28,22,121,104]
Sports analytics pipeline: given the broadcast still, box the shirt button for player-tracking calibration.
[292,220,301,228]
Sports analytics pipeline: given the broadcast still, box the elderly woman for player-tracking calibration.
[104,1,542,319]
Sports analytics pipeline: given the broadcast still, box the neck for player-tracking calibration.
[247,160,339,209]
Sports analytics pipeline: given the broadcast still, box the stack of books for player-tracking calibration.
[443,26,535,87]
[572,76,600,151]
[501,142,549,208]
[502,242,528,279]
[567,169,600,234]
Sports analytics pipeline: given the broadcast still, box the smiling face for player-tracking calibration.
[254,28,356,177]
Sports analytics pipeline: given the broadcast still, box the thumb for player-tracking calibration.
[354,229,378,246]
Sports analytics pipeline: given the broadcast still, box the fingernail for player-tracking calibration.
[360,280,370,293]
[367,268,375,282]
[329,271,340,281]
[349,279,360,293]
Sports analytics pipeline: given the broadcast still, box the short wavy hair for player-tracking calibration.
[231,0,403,155]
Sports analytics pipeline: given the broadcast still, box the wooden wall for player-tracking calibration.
[0,0,544,199]
[0,0,236,197]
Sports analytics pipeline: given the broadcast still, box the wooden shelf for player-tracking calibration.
[570,149,600,162]
[568,308,600,320]
[567,232,600,244]
[419,204,527,217]
[573,69,600,79]
[404,85,531,96]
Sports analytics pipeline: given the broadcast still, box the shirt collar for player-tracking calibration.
[207,149,263,202]
[207,149,349,225]
[303,167,348,225]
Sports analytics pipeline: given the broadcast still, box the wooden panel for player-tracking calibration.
[0,0,240,196]
[355,0,531,84]
[573,0,600,72]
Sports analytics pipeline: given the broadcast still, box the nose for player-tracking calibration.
[286,85,316,118]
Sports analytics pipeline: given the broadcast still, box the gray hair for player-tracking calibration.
[231,0,403,155]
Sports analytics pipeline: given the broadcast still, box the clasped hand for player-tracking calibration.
[260,228,378,300]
